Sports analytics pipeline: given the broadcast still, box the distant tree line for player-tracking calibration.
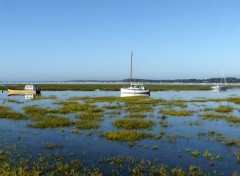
[122,77,240,83]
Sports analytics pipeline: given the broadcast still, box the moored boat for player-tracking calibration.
[120,50,150,96]
[8,85,41,95]
[211,84,227,91]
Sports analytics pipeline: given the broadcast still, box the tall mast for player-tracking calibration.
[130,49,133,85]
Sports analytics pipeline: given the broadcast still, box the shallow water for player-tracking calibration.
[0,89,240,174]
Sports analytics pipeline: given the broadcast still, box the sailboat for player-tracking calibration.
[120,50,150,96]
[211,69,227,91]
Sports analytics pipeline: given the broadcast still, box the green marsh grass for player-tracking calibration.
[57,103,96,114]
[161,100,187,108]
[0,106,11,111]
[54,101,79,105]
[0,111,28,120]
[200,113,240,123]
[191,150,200,157]
[23,106,51,116]
[129,113,146,118]
[28,115,74,128]
[202,150,214,160]
[103,130,152,142]
[42,143,63,150]
[75,120,100,129]
[2,83,217,91]
[160,109,193,116]
[103,104,122,110]
[76,112,103,121]
[215,105,233,113]
[126,105,153,113]
[113,119,156,130]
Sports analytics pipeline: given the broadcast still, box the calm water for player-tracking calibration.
[0,89,240,174]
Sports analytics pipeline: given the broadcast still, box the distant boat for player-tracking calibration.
[211,84,227,91]
[120,50,150,96]
[8,85,41,95]
[211,69,227,91]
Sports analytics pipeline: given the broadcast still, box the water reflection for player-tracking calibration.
[212,89,227,93]
[8,94,38,100]
[25,94,35,100]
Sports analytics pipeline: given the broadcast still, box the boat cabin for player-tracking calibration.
[130,84,145,90]
[24,85,38,91]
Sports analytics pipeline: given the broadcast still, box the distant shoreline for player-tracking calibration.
[1,83,240,91]
[1,77,240,84]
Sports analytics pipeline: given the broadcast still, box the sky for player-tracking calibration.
[1,0,240,81]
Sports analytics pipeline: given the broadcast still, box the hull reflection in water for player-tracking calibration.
[8,94,38,100]
[120,93,150,97]
[25,94,35,100]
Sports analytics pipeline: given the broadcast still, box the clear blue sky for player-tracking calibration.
[1,0,240,81]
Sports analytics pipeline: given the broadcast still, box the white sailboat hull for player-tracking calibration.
[120,88,150,94]
[211,85,227,91]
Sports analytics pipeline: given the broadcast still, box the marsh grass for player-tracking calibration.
[161,100,187,108]
[202,150,214,160]
[23,106,51,116]
[76,112,103,121]
[160,109,193,116]
[113,119,156,130]
[0,106,11,111]
[129,113,146,118]
[215,105,233,113]
[191,150,200,157]
[57,103,96,114]
[28,115,74,128]
[103,130,152,142]
[75,120,100,129]
[42,143,64,150]
[54,101,79,105]
[103,105,122,110]
[0,111,28,120]
[126,105,153,113]
[200,113,240,123]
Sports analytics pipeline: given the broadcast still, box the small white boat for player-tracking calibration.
[211,84,227,91]
[120,50,150,96]
[121,83,150,94]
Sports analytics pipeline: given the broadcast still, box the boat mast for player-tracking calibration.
[130,49,133,85]
[221,67,227,85]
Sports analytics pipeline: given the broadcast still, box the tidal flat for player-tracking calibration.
[0,88,240,175]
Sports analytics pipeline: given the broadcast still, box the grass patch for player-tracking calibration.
[23,106,51,116]
[103,105,122,110]
[57,103,95,114]
[161,100,187,108]
[103,130,152,142]
[200,113,240,123]
[160,109,193,116]
[75,120,100,129]
[28,115,74,128]
[0,111,28,120]
[76,112,103,121]
[42,143,64,150]
[0,106,11,112]
[215,105,233,113]
[126,105,153,113]
[113,119,156,130]
[129,113,146,118]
